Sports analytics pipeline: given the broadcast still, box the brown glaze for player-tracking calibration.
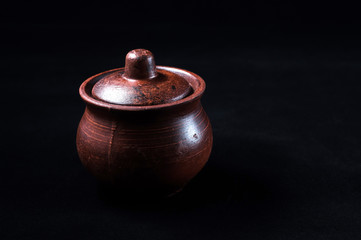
[76,49,213,197]
[123,49,157,79]
[92,49,192,106]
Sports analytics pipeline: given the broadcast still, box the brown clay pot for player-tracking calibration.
[76,49,213,196]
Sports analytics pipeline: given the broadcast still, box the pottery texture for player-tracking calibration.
[76,51,213,196]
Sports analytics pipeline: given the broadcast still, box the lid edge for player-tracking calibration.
[79,66,206,111]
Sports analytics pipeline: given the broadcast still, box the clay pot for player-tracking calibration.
[76,49,213,196]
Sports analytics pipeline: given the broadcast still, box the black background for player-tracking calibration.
[2,1,361,239]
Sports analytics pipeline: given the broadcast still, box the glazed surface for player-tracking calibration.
[76,101,212,195]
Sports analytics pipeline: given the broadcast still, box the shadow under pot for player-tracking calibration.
[76,49,213,197]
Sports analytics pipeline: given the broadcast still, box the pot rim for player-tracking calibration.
[79,66,206,111]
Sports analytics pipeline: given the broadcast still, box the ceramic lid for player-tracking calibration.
[92,49,192,106]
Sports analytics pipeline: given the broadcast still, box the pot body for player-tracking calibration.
[76,99,212,196]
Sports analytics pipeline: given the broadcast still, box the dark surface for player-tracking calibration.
[2,1,361,239]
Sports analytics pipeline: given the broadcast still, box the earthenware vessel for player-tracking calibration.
[76,49,213,196]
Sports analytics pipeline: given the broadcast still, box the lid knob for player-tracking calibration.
[123,49,157,80]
